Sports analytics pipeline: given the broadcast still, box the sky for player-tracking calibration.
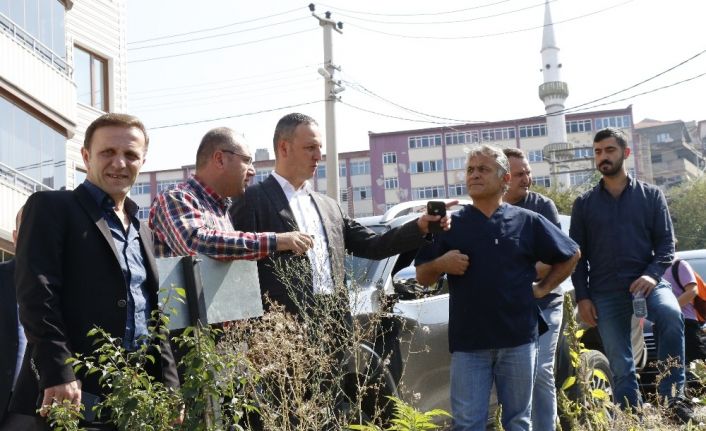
[126,0,706,172]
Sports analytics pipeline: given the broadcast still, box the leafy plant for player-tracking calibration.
[347,396,450,431]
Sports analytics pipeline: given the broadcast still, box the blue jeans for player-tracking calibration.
[450,342,537,431]
[592,282,685,407]
[532,296,563,431]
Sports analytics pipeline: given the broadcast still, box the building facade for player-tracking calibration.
[368,107,636,215]
[634,119,705,188]
[131,149,376,220]
[0,0,128,258]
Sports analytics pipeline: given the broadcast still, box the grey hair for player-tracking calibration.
[466,144,510,178]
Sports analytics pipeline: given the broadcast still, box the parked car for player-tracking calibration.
[343,200,647,423]
[641,249,706,392]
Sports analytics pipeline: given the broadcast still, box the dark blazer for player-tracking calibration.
[0,260,19,422]
[230,174,426,315]
[10,184,179,416]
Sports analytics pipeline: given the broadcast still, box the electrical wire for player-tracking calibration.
[317,0,512,17]
[149,100,324,129]
[330,0,552,26]
[128,28,317,63]
[127,7,302,45]
[130,64,322,96]
[129,16,310,50]
[345,0,632,40]
[339,100,466,125]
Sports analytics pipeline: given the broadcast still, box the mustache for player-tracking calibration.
[599,161,613,167]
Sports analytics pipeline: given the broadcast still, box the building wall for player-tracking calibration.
[65,0,128,189]
[370,107,636,214]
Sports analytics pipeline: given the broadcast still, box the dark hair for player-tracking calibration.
[272,113,318,156]
[593,127,628,149]
[196,127,243,168]
[84,113,149,151]
[503,147,526,160]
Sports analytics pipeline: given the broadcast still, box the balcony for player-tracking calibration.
[0,13,76,132]
[0,162,53,249]
[538,81,569,100]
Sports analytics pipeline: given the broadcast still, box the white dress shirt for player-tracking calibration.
[272,172,334,294]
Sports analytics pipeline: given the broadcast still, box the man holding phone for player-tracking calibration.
[416,144,580,431]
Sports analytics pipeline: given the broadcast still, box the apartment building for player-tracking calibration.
[634,119,705,188]
[131,149,375,219]
[0,0,128,258]
[368,107,636,215]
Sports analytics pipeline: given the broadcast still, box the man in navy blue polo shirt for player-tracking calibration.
[416,144,580,431]
[570,128,690,421]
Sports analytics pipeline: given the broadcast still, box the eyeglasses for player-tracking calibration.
[221,149,253,166]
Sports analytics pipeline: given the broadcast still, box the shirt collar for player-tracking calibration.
[189,175,231,208]
[271,171,312,197]
[597,173,636,192]
[83,180,139,216]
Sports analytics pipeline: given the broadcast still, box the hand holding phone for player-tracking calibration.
[426,201,446,234]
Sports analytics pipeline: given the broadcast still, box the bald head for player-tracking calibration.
[195,127,248,169]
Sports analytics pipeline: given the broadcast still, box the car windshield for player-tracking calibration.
[687,257,706,277]
[344,224,388,290]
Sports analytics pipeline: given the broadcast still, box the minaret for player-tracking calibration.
[539,0,569,151]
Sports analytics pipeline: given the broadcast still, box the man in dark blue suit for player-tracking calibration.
[0,208,28,430]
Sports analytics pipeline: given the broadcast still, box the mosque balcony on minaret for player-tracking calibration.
[538,81,569,101]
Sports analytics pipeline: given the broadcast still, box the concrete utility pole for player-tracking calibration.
[309,4,344,202]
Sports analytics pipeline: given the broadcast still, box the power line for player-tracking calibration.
[346,0,632,40]
[339,100,465,125]
[560,70,706,115]
[132,79,321,110]
[127,7,301,45]
[343,79,487,123]
[128,28,317,63]
[548,47,706,116]
[129,64,321,96]
[317,0,512,18]
[331,0,551,26]
[149,100,324,129]
[129,16,309,50]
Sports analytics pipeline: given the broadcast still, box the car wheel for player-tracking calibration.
[558,349,614,429]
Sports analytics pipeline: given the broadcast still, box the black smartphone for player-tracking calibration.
[426,201,446,233]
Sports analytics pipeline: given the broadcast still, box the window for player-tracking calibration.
[350,160,370,176]
[651,153,663,164]
[0,95,66,190]
[528,150,544,163]
[410,159,443,174]
[131,182,151,195]
[74,45,108,111]
[385,203,398,210]
[446,156,466,171]
[656,133,671,143]
[316,165,326,179]
[573,148,592,159]
[566,119,592,134]
[519,124,547,138]
[409,134,442,149]
[339,162,347,177]
[353,186,371,200]
[253,169,270,184]
[595,115,631,130]
[156,179,181,192]
[481,127,516,141]
[136,207,150,221]
[384,177,398,189]
[382,152,397,164]
[570,171,593,187]
[412,186,445,199]
[445,131,479,145]
[340,189,348,201]
[533,176,551,188]
[448,183,467,197]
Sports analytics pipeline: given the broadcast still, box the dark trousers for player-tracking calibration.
[684,318,706,364]
[0,413,116,431]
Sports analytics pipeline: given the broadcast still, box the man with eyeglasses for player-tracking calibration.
[149,127,313,260]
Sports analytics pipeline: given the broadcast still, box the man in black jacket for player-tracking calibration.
[0,208,28,430]
[11,114,179,430]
